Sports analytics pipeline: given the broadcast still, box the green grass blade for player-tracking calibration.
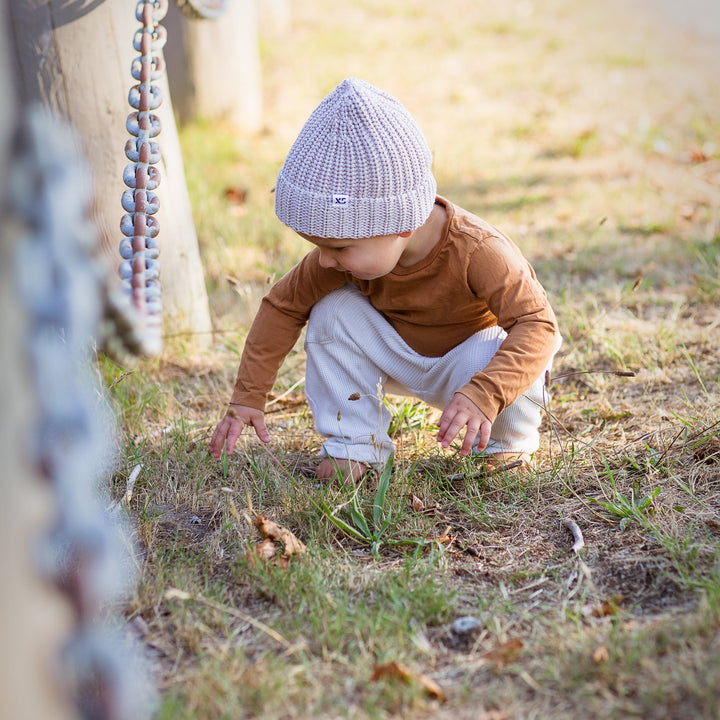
[349,496,371,538]
[373,456,393,530]
[317,501,369,543]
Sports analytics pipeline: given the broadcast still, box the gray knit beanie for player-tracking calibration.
[274,78,437,239]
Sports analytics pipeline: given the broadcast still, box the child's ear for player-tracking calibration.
[399,231,413,238]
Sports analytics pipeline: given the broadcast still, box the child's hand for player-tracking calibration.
[209,404,271,458]
[437,392,491,456]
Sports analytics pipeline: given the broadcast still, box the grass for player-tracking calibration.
[100,0,720,717]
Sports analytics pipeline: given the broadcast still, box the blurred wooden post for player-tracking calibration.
[164,0,263,132]
[258,0,291,33]
[8,0,212,343]
[0,2,78,718]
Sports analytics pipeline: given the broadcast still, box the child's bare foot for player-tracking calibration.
[316,457,370,484]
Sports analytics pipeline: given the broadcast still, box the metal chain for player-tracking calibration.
[174,0,228,20]
[11,106,154,720]
[119,0,168,349]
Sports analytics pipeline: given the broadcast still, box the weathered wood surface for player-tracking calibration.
[165,0,263,131]
[8,0,212,340]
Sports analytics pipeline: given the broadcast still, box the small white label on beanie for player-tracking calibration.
[332,194,349,206]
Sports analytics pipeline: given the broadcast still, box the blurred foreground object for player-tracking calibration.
[1,90,155,720]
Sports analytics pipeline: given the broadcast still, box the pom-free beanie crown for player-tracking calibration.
[275,78,437,239]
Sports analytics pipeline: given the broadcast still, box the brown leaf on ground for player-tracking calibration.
[427,525,455,545]
[247,515,306,567]
[253,515,307,555]
[252,537,278,561]
[409,493,425,512]
[593,645,610,664]
[582,594,624,618]
[482,638,524,669]
[224,186,247,204]
[371,661,446,701]
[266,392,306,410]
[274,555,291,570]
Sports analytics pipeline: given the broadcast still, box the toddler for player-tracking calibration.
[210,78,560,483]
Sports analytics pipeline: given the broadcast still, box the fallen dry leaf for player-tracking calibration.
[266,392,306,410]
[482,638,524,669]
[582,594,624,618]
[371,661,446,702]
[593,645,610,664]
[274,555,291,570]
[426,525,455,545]
[224,185,247,204]
[253,514,307,556]
[253,537,278,561]
[410,493,425,512]
[245,515,306,568]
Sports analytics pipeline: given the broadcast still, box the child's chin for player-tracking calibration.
[354,269,388,280]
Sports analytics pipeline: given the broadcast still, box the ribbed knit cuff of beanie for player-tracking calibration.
[274,78,437,240]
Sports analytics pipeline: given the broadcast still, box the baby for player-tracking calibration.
[210,78,560,483]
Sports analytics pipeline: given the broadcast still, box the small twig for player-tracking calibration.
[265,378,305,408]
[108,369,135,390]
[125,463,142,504]
[562,518,585,554]
[552,369,636,381]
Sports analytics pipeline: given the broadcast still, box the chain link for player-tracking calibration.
[119,0,168,348]
[11,106,155,720]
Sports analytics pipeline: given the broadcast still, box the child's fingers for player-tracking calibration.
[476,420,491,453]
[251,415,271,443]
[459,417,481,456]
[223,420,245,455]
[209,417,244,457]
[437,412,466,448]
[209,421,227,457]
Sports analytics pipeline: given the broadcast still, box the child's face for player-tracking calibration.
[299,232,413,280]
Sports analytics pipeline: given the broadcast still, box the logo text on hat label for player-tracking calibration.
[332,194,349,206]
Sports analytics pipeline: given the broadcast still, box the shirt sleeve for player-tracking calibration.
[230,250,348,410]
[458,231,559,422]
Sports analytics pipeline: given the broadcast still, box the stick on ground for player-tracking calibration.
[563,518,585,553]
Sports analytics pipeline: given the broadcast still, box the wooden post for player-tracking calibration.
[258,0,291,34]
[8,0,212,342]
[164,0,263,131]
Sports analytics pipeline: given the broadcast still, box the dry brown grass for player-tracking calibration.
[107,0,720,717]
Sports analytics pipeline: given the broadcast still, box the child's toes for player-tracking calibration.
[316,457,370,484]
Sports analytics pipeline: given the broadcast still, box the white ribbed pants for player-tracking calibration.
[304,284,555,465]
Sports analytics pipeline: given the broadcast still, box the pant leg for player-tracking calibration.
[304,284,431,465]
[482,364,549,455]
[412,329,561,456]
[305,283,559,462]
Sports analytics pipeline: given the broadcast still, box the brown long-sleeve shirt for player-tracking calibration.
[230,197,559,423]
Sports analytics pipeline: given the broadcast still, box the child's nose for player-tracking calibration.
[318,249,337,269]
